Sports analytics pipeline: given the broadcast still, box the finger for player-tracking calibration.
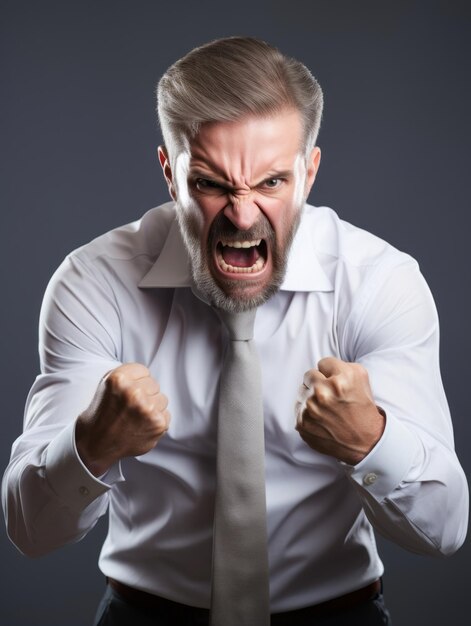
[317,356,346,378]
[302,368,327,391]
[151,392,169,413]
[295,378,315,424]
[138,377,161,397]
[295,392,321,429]
[152,409,171,440]
[105,367,146,393]
[160,408,171,429]
[116,362,152,381]
[296,419,329,439]
[121,385,156,414]
[294,398,305,428]
[128,363,153,381]
[133,391,169,421]
[296,381,310,406]
[296,370,328,427]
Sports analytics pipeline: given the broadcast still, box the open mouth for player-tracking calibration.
[215,238,268,274]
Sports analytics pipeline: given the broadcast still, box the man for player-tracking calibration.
[2,37,468,626]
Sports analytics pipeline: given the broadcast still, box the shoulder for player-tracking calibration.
[301,204,421,302]
[49,201,177,288]
[301,206,434,354]
[71,201,176,266]
[38,202,178,359]
[301,206,438,360]
[302,204,416,274]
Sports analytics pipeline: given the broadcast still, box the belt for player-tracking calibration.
[107,577,381,622]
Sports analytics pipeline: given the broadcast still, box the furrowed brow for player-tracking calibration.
[253,170,294,186]
[188,167,294,191]
[188,167,232,188]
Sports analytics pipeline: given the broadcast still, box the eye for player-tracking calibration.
[262,178,283,190]
[195,178,224,193]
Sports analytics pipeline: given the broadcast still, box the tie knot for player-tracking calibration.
[215,307,257,341]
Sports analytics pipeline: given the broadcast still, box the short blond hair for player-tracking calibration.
[157,36,323,159]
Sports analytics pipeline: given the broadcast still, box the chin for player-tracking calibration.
[193,266,283,313]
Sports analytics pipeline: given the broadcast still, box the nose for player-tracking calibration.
[224,193,261,231]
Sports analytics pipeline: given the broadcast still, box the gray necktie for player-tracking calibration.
[210,307,270,626]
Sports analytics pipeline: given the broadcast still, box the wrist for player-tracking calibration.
[75,416,115,478]
[346,405,387,465]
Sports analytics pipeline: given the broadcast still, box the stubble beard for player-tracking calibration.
[176,200,303,312]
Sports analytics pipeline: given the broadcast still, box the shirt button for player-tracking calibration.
[79,486,90,496]
[363,472,378,486]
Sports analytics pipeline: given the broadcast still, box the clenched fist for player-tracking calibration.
[295,357,385,466]
[76,363,170,476]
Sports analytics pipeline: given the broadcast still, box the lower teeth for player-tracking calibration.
[217,253,265,273]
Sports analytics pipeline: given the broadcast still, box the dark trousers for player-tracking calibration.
[94,584,392,626]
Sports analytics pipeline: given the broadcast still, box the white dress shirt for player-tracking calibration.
[2,202,468,612]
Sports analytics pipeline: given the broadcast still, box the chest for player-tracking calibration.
[119,288,339,453]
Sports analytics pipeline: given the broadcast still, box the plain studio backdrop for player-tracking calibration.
[1,1,470,624]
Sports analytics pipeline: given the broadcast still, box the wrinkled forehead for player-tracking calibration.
[173,110,306,183]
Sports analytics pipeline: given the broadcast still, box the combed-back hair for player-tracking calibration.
[157,36,323,159]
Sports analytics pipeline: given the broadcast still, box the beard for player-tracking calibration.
[176,199,303,312]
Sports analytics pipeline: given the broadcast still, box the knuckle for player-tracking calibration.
[300,407,312,428]
[153,411,170,434]
[105,369,124,390]
[158,392,169,410]
[122,386,146,411]
[302,369,316,387]
[314,385,330,406]
[331,376,347,396]
[317,357,329,369]
[355,363,368,380]
[294,400,303,418]
[300,400,319,430]
[133,363,151,377]
[304,396,317,416]
[121,362,150,379]
[156,414,167,429]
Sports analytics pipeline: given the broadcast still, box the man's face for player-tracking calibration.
[159,109,320,311]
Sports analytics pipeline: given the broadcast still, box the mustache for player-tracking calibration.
[208,213,275,246]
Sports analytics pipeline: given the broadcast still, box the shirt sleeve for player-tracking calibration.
[340,258,468,556]
[2,253,124,557]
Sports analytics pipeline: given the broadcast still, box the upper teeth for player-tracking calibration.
[220,239,261,248]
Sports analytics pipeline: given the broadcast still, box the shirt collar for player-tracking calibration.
[138,206,333,292]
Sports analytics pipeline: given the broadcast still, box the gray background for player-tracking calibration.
[1,0,470,624]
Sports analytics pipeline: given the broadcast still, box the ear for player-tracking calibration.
[305,147,321,196]
[158,145,177,201]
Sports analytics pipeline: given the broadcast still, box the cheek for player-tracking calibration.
[262,194,298,241]
[193,194,226,217]
[183,195,203,217]
[180,195,222,243]
[198,192,231,220]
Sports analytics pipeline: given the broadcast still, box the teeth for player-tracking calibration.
[217,253,265,274]
[220,239,261,248]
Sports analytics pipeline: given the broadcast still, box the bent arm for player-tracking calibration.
[2,254,122,556]
[341,260,468,556]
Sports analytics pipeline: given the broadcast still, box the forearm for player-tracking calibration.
[2,252,129,556]
[2,422,118,557]
[329,261,469,556]
[344,414,469,556]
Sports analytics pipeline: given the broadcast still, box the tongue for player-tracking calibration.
[222,246,260,268]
